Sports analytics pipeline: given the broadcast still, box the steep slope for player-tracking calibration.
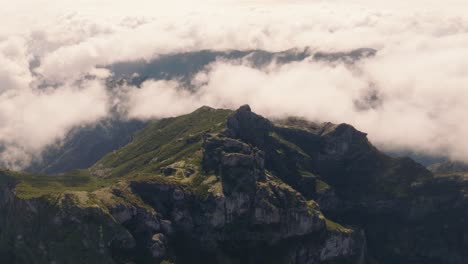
[0,106,365,264]
[266,115,467,264]
[21,48,377,176]
[225,106,432,201]
[0,105,465,264]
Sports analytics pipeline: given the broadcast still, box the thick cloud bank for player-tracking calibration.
[1,0,468,168]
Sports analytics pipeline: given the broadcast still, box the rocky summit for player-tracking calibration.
[0,105,466,264]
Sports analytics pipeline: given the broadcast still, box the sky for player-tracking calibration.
[1,0,468,168]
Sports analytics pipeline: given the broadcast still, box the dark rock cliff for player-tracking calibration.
[0,105,465,264]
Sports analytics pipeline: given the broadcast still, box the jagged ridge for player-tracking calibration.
[0,105,465,264]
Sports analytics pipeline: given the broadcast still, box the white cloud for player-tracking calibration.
[0,80,109,169]
[124,80,199,119]
[1,0,468,167]
[123,50,468,162]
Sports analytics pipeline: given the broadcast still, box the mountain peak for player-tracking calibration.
[226,104,272,145]
[193,105,216,113]
[1,105,465,264]
[237,104,251,112]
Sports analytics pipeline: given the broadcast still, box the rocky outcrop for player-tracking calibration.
[106,117,369,263]
[203,133,266,194]
[0,182,134,263]
[320,231,364,262]
[126,131,365,263]
[219,105,466,264]
[226,104,273,147]
[0,105,465,264]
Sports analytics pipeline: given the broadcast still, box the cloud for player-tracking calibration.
[124,80,199,119]
[1,0,468,167]
[123,48,468,162]
[20,1,468,85]
[0,80,109,169]
[0,37,32,93]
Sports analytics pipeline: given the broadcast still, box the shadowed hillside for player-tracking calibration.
[0,105,465,263]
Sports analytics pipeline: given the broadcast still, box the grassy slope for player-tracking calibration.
[0,107,233,199]
[0,106,359,264]
[0,105,431,203]
[0,169,106,199]
[0,107,333,200]
[93,106,232,177]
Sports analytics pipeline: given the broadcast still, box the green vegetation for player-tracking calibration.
[324,217,353,234]
[189,174,212,200]
[273,117,322,134]
[299,170,315,178]
[95,106,232,177]
[0,105,461,264]
[269,131,310,157]
[1,169,108,199]
[0,107,232,200]
[315,179,331,193]
[306,200,320,216]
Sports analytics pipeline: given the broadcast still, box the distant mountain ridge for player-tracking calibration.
[18,48,377,175]
[107,47,376,87]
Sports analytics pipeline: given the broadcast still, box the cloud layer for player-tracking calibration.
[1,0,468,168]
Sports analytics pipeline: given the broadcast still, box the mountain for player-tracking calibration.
[107,48,376,88]
[23,48,377,175]
[0,105,465,263]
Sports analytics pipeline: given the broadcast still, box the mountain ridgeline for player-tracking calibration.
[0,106,466,263]
[107,48,376,88]
[23,48,377,175]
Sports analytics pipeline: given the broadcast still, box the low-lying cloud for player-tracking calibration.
[1,0,468,168]
[0,79,109,169]
[123,52,468,162]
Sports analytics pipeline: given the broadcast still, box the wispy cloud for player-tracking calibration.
[1,0,468,167]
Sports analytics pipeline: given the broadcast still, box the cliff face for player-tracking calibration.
[0,175,134,263]
[0,105,466,264]
[226,106,467,264]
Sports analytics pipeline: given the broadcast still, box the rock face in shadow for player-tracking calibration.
[127,130,365,263]
[223,106,467,264]
[202,133,266,194]
[0,105,465,264]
